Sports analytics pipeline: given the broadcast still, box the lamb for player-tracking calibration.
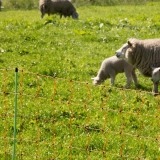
[39,0,79,19]
[151,67,160,95]
[91,56,138,88]
[116,38,160,77]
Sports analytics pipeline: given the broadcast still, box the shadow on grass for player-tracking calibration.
[112,83,153,95]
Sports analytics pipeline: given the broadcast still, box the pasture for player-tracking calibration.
[0,1,160,159]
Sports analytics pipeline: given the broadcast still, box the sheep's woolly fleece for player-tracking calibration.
[116,38,160,77]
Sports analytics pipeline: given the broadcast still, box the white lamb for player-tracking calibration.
[91,56,138,88]
[151,67,160,95]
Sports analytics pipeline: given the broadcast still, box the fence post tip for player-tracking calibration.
[15,68,18,72]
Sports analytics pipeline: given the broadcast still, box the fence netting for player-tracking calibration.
[0,68,159,159]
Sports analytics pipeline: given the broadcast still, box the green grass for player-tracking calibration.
[0,2,160,159]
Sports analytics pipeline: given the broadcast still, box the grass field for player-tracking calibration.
[0,1,160,159]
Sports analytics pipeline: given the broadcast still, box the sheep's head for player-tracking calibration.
[116,39,137,64]
[72,12,79,19]
[91,77,104,85]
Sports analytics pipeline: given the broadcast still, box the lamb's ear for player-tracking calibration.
[128,40,132,47]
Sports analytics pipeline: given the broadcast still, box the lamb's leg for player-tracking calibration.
[41,13,44,18]
[152,82,159,96]
[125,71,132,88]
[131,69,138,87]
[40,4,46,18]
[110,73,115,86]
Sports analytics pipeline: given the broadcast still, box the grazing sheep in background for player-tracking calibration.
[91,56,138,88]
[39,0,79,19]
[0,0,2,11]
[116,38,160,94]
[151,67,160,95]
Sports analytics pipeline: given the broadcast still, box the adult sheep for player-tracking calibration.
[39,0,79,19]
[116,38,160,77]
[116,38,160,94]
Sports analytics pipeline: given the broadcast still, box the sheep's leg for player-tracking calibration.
[110,73,115,86]
[41,13,44,18]
[131,69,138,87]
[126,77,132,88]
[125,71,132,88]
[152,82,159,96]
[110,76,115,86]
[41,4,47,18]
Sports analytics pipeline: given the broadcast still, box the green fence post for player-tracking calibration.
[12,68,18,160]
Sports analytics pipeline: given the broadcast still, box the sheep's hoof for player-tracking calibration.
[152,92,159,96]
[108,88,112,93]
[135,83,141,88]
[124,85,130,89]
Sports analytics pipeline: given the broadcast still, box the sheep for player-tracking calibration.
[0,1,1,10]
[116,38,160,94]
[39,0,79,19]
[91,56,138,88]
[116,38,160,77]
[151,67,160,95]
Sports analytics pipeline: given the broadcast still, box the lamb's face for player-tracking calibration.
[116,41,135,62]
[91,77,104,85]
[151,67,160,83]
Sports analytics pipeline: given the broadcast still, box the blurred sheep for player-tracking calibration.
[39,0,79,19]
[91,56,138,88]
[0,0,2,11]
